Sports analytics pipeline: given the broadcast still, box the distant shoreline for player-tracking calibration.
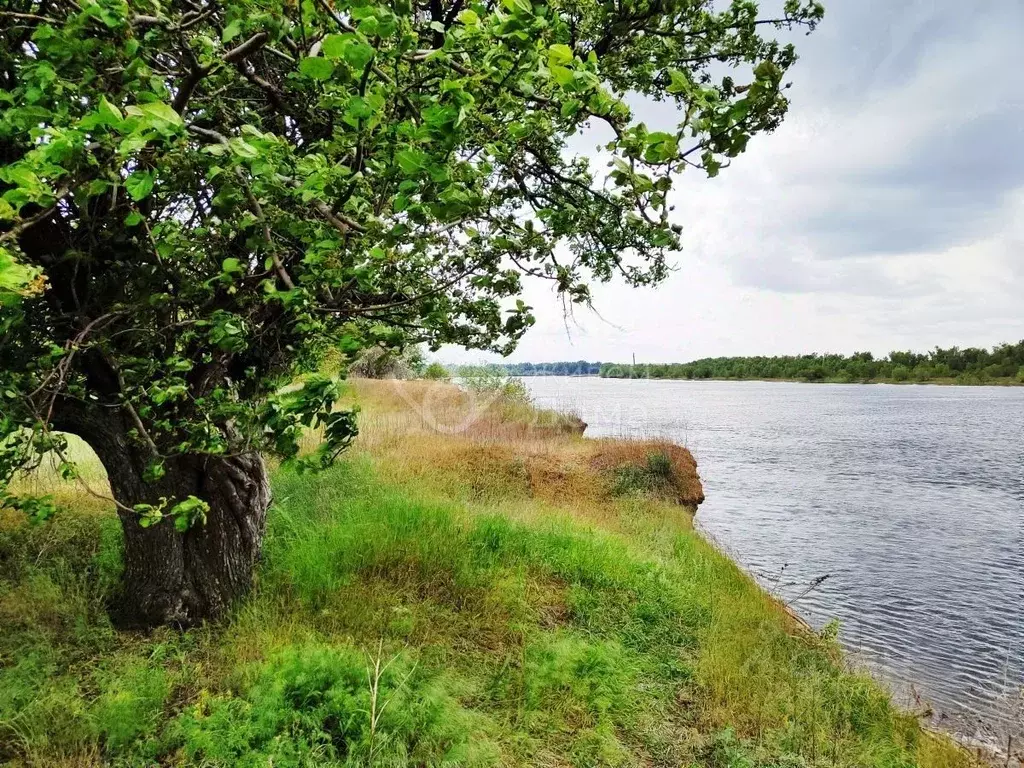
[490,343,1024,386]
[596,375,1024,387]
[505,372,1024,386]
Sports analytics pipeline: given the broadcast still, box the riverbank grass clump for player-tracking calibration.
[0,380,976,767]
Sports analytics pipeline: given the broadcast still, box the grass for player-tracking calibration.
[0,379,978,767]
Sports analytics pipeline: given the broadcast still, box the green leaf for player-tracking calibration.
[560,99,581,118]
[125,171,155,201]
[549,64,574,87]
[728,99,751,123]
[321,34,348,59]
[229,138,259,158]
[321,33,376,70]
[130,101,183,128]
[0,246,40,300]
[396,148,428,175]
[666,69,691,95]
[143,461,166,483]
[299,57,334,80]
[118,133,150,155]
[170,495,209,532]
[548,44,573,66]
[344,42,375,69]
[124,211,144,226]
[754,60,782,84]
[222,19,243,43]
[98,96,123,126]
[457,9,480,24]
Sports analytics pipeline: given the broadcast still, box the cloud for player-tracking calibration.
[668,0,1024,290]
[445,0,1024,363]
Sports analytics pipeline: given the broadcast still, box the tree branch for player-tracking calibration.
[0,192,68,245]
[172,32,269,113]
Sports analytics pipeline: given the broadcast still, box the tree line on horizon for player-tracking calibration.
[496,342,1024,384]
[500,361,604,377]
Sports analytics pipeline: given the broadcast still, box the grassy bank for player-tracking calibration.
[0,380,975,767]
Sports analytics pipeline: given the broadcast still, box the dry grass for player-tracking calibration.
[4,434,113,519]
[342,379,704,537]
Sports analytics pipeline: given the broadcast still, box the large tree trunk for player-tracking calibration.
[51,404,270,628]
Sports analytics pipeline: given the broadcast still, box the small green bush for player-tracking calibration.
[91,660,169,751]
[611,452,675,498]
[173,644,498,768]
[458,365,531,404]
[522,632,637,724]
[423,362,450,381]
[0,650,96,761]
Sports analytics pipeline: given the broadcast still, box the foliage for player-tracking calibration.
[610,452,676,498]
[422,361,450,381]
[597,341,1024,384]
[349,345,425,379]
[0,0,823,512]
[458,364,531,403]
[173,644,494,767]
[91,661,170,751]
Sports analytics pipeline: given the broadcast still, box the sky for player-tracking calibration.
[445,0,1024,365]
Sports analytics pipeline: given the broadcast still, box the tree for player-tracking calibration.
[348,345,424,378]
[422,362,449,381]
[0,0,823,626]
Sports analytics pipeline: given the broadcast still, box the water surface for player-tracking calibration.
[524,377,1023,745]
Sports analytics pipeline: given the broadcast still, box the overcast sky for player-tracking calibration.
[446,0,1024,364]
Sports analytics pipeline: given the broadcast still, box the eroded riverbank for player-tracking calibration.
[525,376,1024,756]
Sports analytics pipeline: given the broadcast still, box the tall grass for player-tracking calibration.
[0,381,978,767]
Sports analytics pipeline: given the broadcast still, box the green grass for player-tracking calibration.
[0,453,973,767]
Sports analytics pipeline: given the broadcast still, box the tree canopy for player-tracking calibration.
[0,0,821,622]
[1,0,823,483]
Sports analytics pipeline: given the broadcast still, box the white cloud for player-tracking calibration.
[444,0,1024,365]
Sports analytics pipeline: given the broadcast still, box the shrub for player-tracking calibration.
[350,346,425,380]
[0,650,96,762]
[91,660,169,751]
[423,362,450,381]
[458,365,531,404]
[522,633,637,724]
[174,644,498,768]
[512,632,639,766]
[611,452,677,498]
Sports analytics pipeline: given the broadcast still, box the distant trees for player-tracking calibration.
[597,342,1024,384]
[501,361,602,377]
[453,342,1024,384]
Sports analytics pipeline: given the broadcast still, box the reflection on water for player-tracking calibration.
[525,377,1023,746]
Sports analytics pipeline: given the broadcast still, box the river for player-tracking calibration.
[523,377,1023,747]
